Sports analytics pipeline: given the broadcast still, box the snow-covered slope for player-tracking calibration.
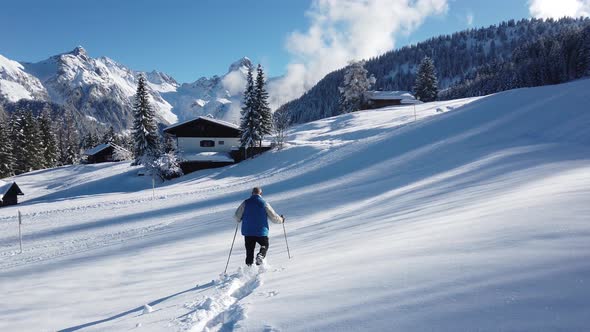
[0,80,589,331]
[22,46,177,130]
[163,57,253,124]
[0,54,47,103]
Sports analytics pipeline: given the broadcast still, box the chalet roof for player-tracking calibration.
[0,180,24,199]
[164,116,240,132]
[364,91,416,101]
[83,143,130,156]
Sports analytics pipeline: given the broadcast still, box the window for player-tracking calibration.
[218,141,225,145]
[200,140,215,147]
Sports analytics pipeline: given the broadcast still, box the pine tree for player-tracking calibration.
[240,66,260,147]
[414,56,439,102]
[21,110,44,171]
[102,126,116,144]
[254,64,272,146]
[84,132,97,150]
[0,116,14,178]
[57,110,80,165]
[132,74,161,165]
[338,60,376,114]
[9,109,27,174]
[39,109,58,168]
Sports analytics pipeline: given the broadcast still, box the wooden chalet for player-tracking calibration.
[83,143,131,164]
[163,116,271,174]
[0,180,24,207]
[164,116,240,173]
[362,91,420,109]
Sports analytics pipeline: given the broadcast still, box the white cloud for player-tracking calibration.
[221,70,247,96]
[466,11,474,26]
[269,0,448,108]
[528,0,590,19]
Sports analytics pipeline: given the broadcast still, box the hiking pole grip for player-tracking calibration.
[224,222,239,275]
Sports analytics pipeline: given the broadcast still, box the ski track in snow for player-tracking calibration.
[176,266,270,332]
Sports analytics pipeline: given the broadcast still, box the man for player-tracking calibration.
[234,187,285,266]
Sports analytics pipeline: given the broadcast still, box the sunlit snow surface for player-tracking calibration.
[0,80,589,331]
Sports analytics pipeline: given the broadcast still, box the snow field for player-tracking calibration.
[0,79,589,331]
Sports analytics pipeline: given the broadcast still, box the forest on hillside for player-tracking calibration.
[279,17,590,124]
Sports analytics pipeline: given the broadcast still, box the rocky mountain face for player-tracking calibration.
[20,46,177,131]
[163,57,252,125]
[0,47,252,131]
[0,54,48,103]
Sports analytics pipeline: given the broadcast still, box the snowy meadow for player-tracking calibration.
[0,80,589,331]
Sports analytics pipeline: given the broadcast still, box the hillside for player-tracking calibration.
[0,79,589,331]
[280,17,590,124]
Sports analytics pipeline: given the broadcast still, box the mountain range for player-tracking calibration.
[0,46,253,131]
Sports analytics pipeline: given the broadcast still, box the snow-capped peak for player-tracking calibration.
[19,47,177,129]
[0,54,48,103]
[227,57,253,74]
[68,46,88,58]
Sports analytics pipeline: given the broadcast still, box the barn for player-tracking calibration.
[362,91,420,109]
[0,180,24,207]
[83,143,131,164]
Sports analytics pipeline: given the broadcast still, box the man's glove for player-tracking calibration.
[281,215,285,223]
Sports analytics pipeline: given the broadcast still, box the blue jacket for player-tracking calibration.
[235,195,283,236]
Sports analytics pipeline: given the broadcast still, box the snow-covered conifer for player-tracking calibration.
[22,110,44,171]
[254,64,273,146]
[152,151,183,180]
[39,108,58,169]
[338,60,376,114]
[240,66,260,147]
[414,56,439,102]
[132,74,161,165]
[102,126,116,144]
[0,117,14,177]
[57,110,80,166]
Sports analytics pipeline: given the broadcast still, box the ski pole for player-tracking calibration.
[223,222,239,275]
[281,215,292,259]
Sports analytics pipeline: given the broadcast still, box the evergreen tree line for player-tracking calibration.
[279,17,589,124]
[440,24,590,99]
[80,125,133,152]
[240,64,272,147]
[0,107,78,177]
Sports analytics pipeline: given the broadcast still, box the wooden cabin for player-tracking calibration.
[164,115,273,174]
[0,180,24,207]
[83,143,131,164]
[163,116,241,173]
[362,91,420,109]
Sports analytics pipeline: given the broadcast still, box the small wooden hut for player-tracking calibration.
[0,180,24,207]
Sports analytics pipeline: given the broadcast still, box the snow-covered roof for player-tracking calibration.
[400,98,423,105]
[0,180,23,199]
[365,91,416,101]
[83,143,130,156]
[164,116,240,132]
[84,143,110,156]
[179,152,235,163]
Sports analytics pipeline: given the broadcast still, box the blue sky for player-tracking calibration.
[0,0,540,83]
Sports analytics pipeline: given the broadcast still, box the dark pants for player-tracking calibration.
[244,236,269,266]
